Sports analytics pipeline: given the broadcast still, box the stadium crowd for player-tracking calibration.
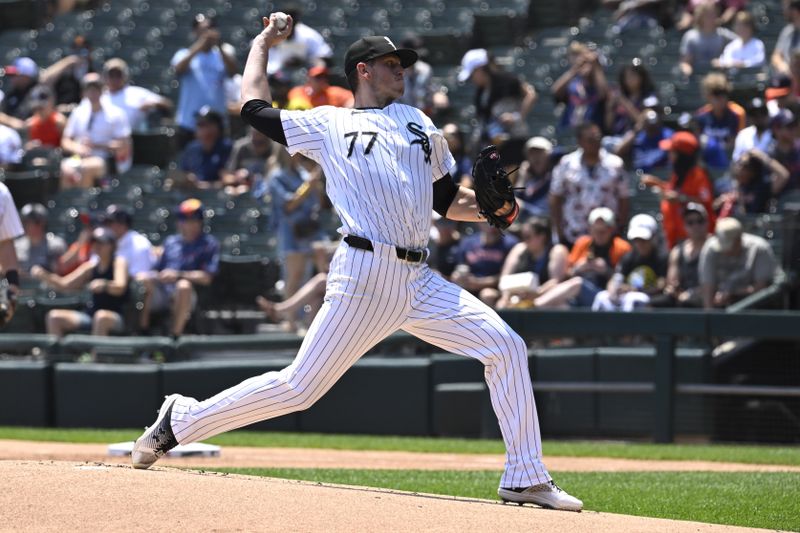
[0,0,793,340]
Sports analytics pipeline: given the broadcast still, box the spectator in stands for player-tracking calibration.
[592,214,668,311]
[137,199,220,337]
[268,72,293,109]
[428,213,461,279]
[56,210,99,275]
[171,13,238,148]
[286,66,354,109]
[102,58,173,132]
[60,73,132,189]
[496,217,569,309]
[266,4,333,76]
[767,108,800,194]
[694,72,746,170]
[609,0,669,33]
[442,123,473,186]
[715,11,765,69]
[451,224,518,307]
[0,57,40,120]
[550,122,630,248]
[679,1,736,77]
[771,0,800,75]
[641,131,716,248]
[700,217,778,308]
[676,0,746,31]
[51,35,95,112]
[0,123,23,169]
[268,150,327,304]
[15,203,66,281]
[178,106,232,190]
[717,149,790,216]
[605,60,657,140]
[458,48,537,147]
[732,97,772,162]
[223,126,276,197]
[551,42,608,131]
[653,203,710,307]
[397,34,449,116]
[31,227,128,337]
[516,136,554,219]
[765,73,796,117]
[256,271,328,331]
[614,104,674,172]
[24,85,65,149]
[103,204,154,276]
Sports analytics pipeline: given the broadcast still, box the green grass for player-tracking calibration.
[213,468,800,531]
[1,426,799,466]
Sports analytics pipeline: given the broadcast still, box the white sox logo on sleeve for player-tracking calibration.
[406,122,431,164]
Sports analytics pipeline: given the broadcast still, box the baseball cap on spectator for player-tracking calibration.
[4,57,38,78]
[344,36,418,77]
[766,74,792,101]
[104,204,133,226]
[29,84,52,105]
[103,58,130,79]
[195,105,224,129]
[588,206,616,226]
[627,213,658,241]
[715,217,743,252]
[20,203,47,222]
[458,48,489,82]
[81,72,103,90]
[91,226,117,245]
[177,198,204,220]
[770,108,797,128]
[684,202,708,219]
[659,131,699,155]
[524,136,554,154]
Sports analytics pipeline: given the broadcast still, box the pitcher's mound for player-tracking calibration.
[0,460,765,532]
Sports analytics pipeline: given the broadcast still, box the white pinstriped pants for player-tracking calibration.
[170,239,551,488]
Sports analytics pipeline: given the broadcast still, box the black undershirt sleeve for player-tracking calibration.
[240,99,287,146]
[432,174,459,218]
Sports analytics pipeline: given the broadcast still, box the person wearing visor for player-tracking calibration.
[136,199,219,337]
[31,226,128,338]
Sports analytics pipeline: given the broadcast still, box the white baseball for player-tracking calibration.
[273,12,289,31]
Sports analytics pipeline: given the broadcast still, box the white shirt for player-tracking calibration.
[116,229,154,276]
[0,182,24,242]
[281,103,454,249]
[63,100,132,173]
[0,125,22,166]
[267,23,333,75]
[718,37,766,68]
[732,125,773,162]
[102,85,162,132]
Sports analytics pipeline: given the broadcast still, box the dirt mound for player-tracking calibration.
[0,461,770,532]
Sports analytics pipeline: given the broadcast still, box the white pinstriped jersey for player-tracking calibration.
[281,103,455,250]
[0,182,23,242]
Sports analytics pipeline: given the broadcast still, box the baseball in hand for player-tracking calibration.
[273,12,289,31]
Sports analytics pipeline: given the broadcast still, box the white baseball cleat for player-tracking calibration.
[131,394,181,469]
[498,481,583,511]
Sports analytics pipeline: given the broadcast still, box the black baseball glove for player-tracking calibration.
[472,145,519,230]
[0,278,16,328]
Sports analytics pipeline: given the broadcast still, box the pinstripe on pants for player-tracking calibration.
[170,239,551,488]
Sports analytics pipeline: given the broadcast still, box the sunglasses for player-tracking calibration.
[685,217,706,226]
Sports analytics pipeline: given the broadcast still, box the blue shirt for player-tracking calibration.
[157,233,220,275]
[171,48,228,130]
[180,138,233,182]
[632,126,673,172]
[695,106,741,169]
[559,77,605,130]
[457,233,518,278]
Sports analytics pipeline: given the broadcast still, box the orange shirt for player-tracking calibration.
[568,235,632,269]
[28,111,62,148]
[286,84,354,110]
[661,166,716,249]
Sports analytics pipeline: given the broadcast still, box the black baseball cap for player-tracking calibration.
[104,204,133,226]
[344,36,418,76]
[91,226,117,245]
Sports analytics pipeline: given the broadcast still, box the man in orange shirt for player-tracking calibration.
[286,66,354,109]
[641,131,717,248]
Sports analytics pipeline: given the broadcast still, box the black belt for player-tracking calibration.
[344,235,428,264]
